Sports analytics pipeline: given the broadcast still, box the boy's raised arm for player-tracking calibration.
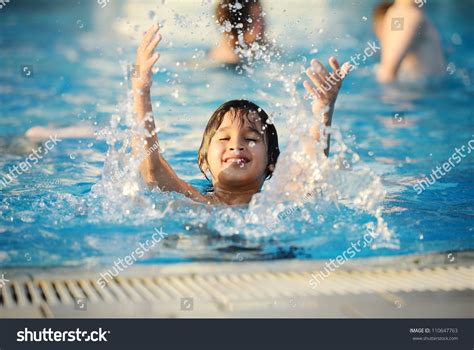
[303,57,350,156]
[132,24,205,201]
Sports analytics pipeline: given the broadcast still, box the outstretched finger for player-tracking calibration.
[330,58,351,82]
[340,62,351,78]
[146,33,162,54]
[328,56,340,73]
[146,52,160,71]
[306,67,326,92]
[303,80,324,100]
[140,23,159,50]
[311,59,330,79]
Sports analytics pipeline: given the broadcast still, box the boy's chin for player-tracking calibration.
[217,170,258,186]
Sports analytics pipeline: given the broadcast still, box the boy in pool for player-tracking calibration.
[373,0,445,83]
[133,24,350,205]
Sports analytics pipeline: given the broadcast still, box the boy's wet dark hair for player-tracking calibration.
[215,0,265,47]
[198,99,279,183]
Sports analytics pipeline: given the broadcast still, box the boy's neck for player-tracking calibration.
[211,187,259,205]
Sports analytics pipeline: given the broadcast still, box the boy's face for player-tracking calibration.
[204,110,271,190]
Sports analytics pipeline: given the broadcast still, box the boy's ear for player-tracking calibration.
[201,161,209,172]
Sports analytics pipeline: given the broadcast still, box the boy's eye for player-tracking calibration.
[219,137,230,141]
[245,138,257,142]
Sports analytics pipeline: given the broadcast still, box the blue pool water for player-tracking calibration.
[0,0,473,267]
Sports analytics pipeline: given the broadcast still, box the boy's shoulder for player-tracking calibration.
[386,4,424,23]
[382,5,424,38]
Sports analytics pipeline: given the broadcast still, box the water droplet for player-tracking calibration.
[77,206,86,215]
[76,20,84,29]
[419,233,424,240]
[451,33,462,45]
[148,10,157,21]
[69,153,76,160]
[446,62,456,75]
[249,141,255,148]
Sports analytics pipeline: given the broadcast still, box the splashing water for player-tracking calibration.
[8,0,456,267]
[84,33,398,256]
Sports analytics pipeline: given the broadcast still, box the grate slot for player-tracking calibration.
[226,274,259,299]
[180,275,215,300]
[193,275,230,303]
[105,279,130,302]
[52,281,74,304]
[65,280,86,301]
[26,281,44,305]
[115,277,144,303]
[238,273,276,299]
[274,272,306,297]
[244,273,287,299]
[166,276,198,298]
[90,279,117,303]
[129,278,158,302]
[12,282,28,307]
[201,275,234,300]
[142,278,173,301]
[78,280,101,303]
[1,284,14,307]
[37,281,59,306]
[153,277,184,299]
[216,274,255,300]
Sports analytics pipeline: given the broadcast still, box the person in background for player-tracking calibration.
[373,0,446,83]
[209,0,266,64]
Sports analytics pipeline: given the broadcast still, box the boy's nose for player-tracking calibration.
[229,138,245,151]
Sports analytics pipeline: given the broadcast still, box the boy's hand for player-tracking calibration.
[303,57,350,118]
[133,23,162,92]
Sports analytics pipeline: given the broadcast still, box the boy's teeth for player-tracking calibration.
[227,158,246,163]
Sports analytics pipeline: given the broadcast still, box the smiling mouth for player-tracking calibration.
[223,157,250,165]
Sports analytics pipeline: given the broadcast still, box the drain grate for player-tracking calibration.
[1,265,472,310]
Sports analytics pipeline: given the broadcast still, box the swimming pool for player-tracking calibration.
[0,0,472,267]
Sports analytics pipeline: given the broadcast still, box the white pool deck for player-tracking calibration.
[1,251,473,318]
